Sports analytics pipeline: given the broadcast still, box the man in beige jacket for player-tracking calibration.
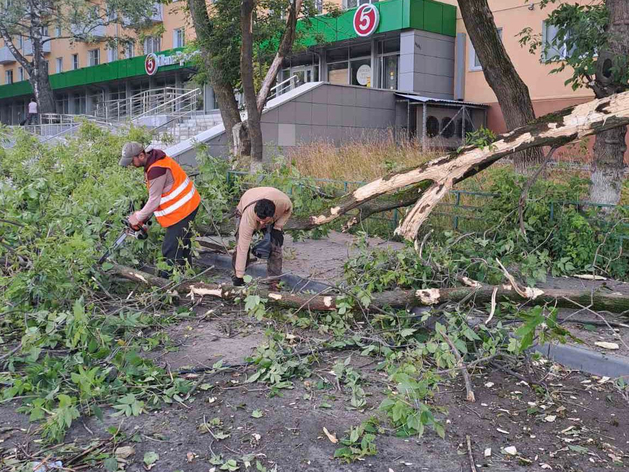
[232,187,293,288]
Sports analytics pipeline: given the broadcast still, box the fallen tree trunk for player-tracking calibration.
[203,92,629,241]
[108,264,629,314]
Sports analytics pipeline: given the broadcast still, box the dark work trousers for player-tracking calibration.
[161,207,198,275]
[232,218,283,278]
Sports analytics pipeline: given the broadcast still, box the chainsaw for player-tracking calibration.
[98,219,149,265]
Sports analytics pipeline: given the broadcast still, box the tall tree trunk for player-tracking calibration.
[186,0,242,152]
[589,0,629,205]
[240,0,264,166]
[30,48,55,114]
[255,0,303,114]
[458,0,544,173]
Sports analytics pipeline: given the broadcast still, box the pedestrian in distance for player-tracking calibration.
[119,142,201,277]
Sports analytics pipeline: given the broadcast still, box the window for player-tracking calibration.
[173,28,185,48]
[18,35,23,49]
[17,67,23,81]
[5,70,13,84]
[72,53,79,70]
[542,21,575,62]
[42,26,49,37]
[107,46,118,62]
[56,57,63,73]
[55,25,61,37]
[343,0,376,8]
[469,28,502,71]
[314,0,323,13]
[88,48,100,66]
[143,36,161,54]
[125,42,135,58]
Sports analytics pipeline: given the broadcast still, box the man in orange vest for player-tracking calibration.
[119,142,201,276]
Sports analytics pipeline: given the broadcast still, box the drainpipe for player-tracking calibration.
[422,102,427,149]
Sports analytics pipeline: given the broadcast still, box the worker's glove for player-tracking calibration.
[232,275,245,287]
[270,228,284,247]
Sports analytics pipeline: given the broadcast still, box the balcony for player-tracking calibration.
[71,23,106,41]
[149,3,163,22]
[23,39,51,56]
[0,46,16,64]
[123,3,163,26]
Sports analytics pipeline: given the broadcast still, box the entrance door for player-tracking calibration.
[381,55,398,90]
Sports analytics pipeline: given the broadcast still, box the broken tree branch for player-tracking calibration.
[106,264,629,314]
[219,91,629,240]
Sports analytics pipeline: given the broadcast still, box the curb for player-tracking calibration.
[198,252,629,378]
[532,342,629,378]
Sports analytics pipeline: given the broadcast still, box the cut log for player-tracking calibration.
[107,264,629,314]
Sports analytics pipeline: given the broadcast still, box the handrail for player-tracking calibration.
[131,88,201,123]
[269,75,298,99]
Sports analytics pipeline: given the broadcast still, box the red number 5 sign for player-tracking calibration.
[353,4,380,37]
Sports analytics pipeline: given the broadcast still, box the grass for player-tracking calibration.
[285,136,629,206]
[285,132,438,182]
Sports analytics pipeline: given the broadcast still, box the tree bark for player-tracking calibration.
[0,23,55,114]
[458,0,544,173]
[255,0,304,114]
[589,0,629,205]
[108,264,629,314]
[240,0,264,164]
[187,0,242,151]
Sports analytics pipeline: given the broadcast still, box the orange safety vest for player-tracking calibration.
[146,156,201,228]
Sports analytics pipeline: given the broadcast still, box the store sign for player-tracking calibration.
[145,52,177,76]
[353,4,380,37]
[356,64,371,86]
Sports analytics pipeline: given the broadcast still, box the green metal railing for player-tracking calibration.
[225,171,629,244]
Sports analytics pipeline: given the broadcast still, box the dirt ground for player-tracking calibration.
[2,232,629,471]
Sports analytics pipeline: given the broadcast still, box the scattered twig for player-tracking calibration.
[466,435,478,472]
[485,287,498,325]
[442,332,475,402]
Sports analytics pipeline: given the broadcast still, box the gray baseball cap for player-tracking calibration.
[119,142,144,167]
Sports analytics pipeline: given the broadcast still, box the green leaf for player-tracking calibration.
[251,409,263,418]
[143,451,159,466]
[103,457,119,472]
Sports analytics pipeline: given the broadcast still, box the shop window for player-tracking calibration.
[381,55,398,90]
[426,116,439,138]
[351,58,371,87]
[328,62,348,85]
[350,42,371,59]
[378,37,400,55]
[441,117,455,138]
[327,47,348,63]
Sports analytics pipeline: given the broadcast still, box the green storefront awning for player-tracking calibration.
[0,48,186,100]
[296,0,456,48]
[0,0,456,100]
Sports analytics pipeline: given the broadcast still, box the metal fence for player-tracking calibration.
[225,171,629,244]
